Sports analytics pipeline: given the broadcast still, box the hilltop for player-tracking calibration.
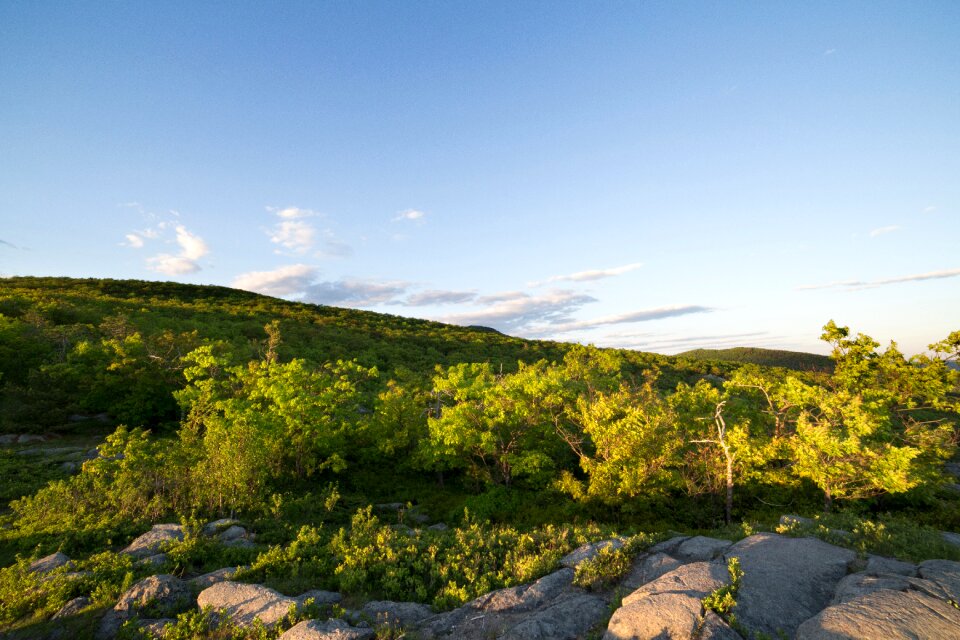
[677,347,834,372]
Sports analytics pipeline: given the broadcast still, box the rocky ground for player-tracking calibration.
[21,518,960,640]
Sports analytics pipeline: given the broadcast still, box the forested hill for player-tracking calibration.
[0,276,724,432]
[677,347,835,372]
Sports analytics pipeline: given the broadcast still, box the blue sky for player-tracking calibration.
[1,1,958,355]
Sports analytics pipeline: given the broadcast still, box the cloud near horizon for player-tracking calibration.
[798,267,960,291]
[529,262,643,287]
[440,290,597,332]
[544,304,715,333]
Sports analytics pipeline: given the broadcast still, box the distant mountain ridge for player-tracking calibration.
[677,346,834,372]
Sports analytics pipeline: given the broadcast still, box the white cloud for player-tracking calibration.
[123,234,144,248]
[270,220,316,253]
[923,205,938,213]
[146,254,202,276]
[545,305,715,333]
[270,206,319,219]
[823,48,836,56]
[530,262,643,286]
[869,225,900,238]
[798,267,960,291]
[174,225,209,260]
[394,209,426,223]
[232,264,319,298]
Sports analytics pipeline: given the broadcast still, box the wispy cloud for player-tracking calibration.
[270,206,320,220]
[0,239,22,250]
[869,225,900,237]
[404,289,478,306]
[393,209,426,223]
[305,279,411,307]
[123,233,145,249]
[923,205,938,213]
[823,48,836,56]
[529,262,643,287]
[441,290,597,332]
[232,264,318,298]
[545,304,715,333]
[799,267,960,291]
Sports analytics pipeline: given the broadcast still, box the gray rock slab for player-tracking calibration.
[499,592,608,640]
[779,514,814,528]
[918,559,960,603]
[674,536,732,562]
[831,572,930,605]
[280,619,375,640]
[469,568,574,613]
[700,611,744,640]
[605,561,728,640]
[724,533,855,639]
[620,552,683,592]
[197,581,302,628]
[797,588,960,639]
[139,618,175,637]
[29,551,71,573]
[122,524,184,558]
[865,555,917,577]
[560,538,625,569]
[942,531,960,547]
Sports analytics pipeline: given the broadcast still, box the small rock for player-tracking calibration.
[60,461,79,473]
[357,600,433,628]
[98,574,191,639]
[699,610,744,640]
[280,619,374,640]
[605,561,729,640]
[139,618,175,637]
[646,535,690,555]
[374,502,405,511]
[53,596,91,619]
[779,514,814,528]
[297,590,343,607]
[0,434,17,445]
[137,553,168,568]
[197,581,307,628]
[674,536,732,562]
[203,518,241,536]
[29,551,72,573]
[122,524,184,558]
[560,538,625,569]
[428,523,449,532]
[218,525,248,542]
[190,566,244,590]
[17,434,47,443]
[941,531,960,547]
[865,555,917,577]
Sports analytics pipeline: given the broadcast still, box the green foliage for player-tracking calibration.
[572,535,653,591]
[702,557,743,619]
[678,347,834,372]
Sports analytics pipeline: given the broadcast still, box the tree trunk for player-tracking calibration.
[724,450,734,525]
[824,488,833,513]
